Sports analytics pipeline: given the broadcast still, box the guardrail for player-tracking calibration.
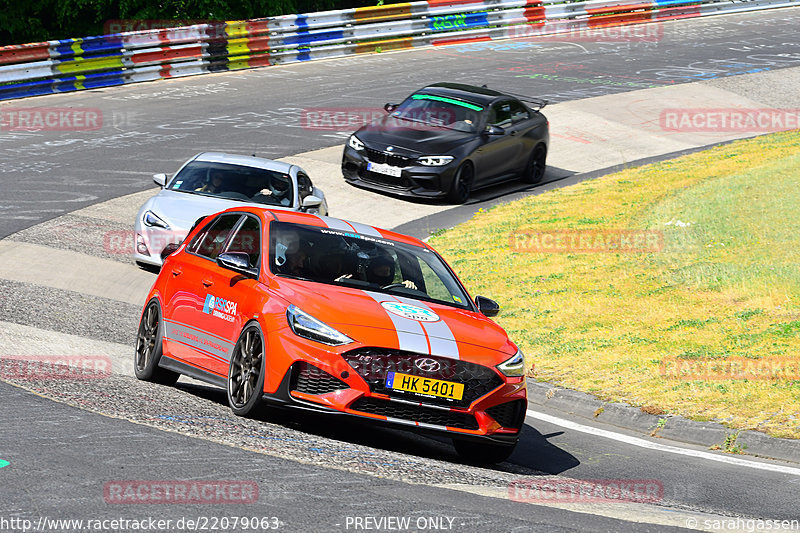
[0,0,798,101]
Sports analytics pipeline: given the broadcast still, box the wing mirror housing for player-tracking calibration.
[152,173,167,188]
[384,103,399,113]
[475,295,500,317]
[484,125,505,136]
[217,252,257,278]
[301,195,323,212]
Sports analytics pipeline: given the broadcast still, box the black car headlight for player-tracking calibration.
[143,210,170,229]
[287,305,354,346]
[497,349,526,377]
[348,135,365,151]
[417,155,454,166]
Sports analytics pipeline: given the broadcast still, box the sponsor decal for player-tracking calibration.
[381,302,440,322]
[203,294,237,323]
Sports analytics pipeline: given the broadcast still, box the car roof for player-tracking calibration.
[415,82,511,107]
[214,206,429,248]
[193,152,295,174]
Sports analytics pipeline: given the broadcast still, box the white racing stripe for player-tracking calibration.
[394,296,459,360]
[526,409,800,477]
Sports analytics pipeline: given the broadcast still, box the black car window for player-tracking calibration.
[224,215,261,269]
[509,101,530,124]
[488,101,513,129]
[168,161,294,207]
[297,172,313,201]
[189,214,242,260]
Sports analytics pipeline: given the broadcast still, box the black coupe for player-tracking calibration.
[342,83,549,203]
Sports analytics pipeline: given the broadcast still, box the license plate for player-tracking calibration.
[385,371,464,400]
[367,162,402,177]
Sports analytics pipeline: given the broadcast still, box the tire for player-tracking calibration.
[227,322,266,417]
[134,299,180,385]
[446,162,474,204]
[453,438,517,464]
[521,144,547,184]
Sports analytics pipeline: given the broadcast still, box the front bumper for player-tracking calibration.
[342,145,458,199]
[133,225,187,267]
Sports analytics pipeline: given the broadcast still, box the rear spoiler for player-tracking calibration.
[482,85,548,110]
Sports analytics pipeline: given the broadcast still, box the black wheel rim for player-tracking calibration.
[228,327,263,408]
[455,165,473,202]
[530,147,546,182]
[135,303,159,372]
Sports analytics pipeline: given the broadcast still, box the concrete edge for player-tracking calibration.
[526,379,800,465]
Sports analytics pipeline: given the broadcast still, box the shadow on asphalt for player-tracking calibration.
[174,380,579,475]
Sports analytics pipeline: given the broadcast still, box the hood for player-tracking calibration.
[145,189,293,231]
[356,115,475,156]
[276,277,516,365]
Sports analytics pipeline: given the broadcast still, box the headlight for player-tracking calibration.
[143,210,170,229]
[497,349,526,377]
[348,135,365,151]
[417,155,454,166]
[287,305,353,346]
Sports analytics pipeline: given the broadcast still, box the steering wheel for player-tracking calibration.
[381,283,406,290]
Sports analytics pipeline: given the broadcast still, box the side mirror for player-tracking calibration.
[217,252,257,278]
[475,295,500,317]
[484,125,505,136]
[301,195,323,211]
[384,103,398,113]
[152,173,167,188]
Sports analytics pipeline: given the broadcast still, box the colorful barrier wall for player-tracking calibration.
[0,0,797,101]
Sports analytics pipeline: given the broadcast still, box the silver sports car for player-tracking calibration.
[134,152,329,268]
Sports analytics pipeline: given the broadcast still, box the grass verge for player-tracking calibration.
[429,130,800,439]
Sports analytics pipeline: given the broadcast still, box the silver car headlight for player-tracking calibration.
[417,155,454,166]
[348,135,365,151]
[287,305,353,346]
[497,349,526,377]
[143,210,170,229]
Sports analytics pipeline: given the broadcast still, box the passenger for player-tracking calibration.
[196,170,225,194]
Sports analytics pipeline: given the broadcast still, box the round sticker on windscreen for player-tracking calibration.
[381,302,440,322]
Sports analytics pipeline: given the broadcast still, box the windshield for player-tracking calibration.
[168,161,294,207]
[390,94,483,133]
[269,221,472,310]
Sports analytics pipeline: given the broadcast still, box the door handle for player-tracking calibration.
[202,279,213,287]
[171,268,182,277]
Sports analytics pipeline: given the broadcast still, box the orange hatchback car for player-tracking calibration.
[135,206,528,463]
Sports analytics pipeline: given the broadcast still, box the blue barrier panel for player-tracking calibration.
[429,12,490,32]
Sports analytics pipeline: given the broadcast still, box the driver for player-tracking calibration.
[367,253,417,290]
[259,175,292,207]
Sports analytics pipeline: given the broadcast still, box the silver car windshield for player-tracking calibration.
[169,161,294,207]
[269,221,472,310]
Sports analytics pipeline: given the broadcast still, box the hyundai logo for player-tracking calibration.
[414,357,441,373]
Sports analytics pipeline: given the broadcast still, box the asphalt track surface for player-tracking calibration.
[2,9,800,533]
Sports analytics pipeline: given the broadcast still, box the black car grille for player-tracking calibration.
[350,397,478,430]
[485,399,526,430]
[291,362,349,395]
[361,170,408,189]
[341,348,504,408]
[364,147,411,167]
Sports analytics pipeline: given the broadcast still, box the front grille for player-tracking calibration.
[361,170,408,189]
[486,400,526,429]
[350,397,478,430]
[291,362,349,395]
[365,147,411,167]
[341,348,504,408]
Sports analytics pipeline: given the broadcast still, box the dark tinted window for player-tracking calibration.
[488,101,513,129]
[188,214,242,260]
[297,172,313,201]
[224,216,261,269]
[509,101,530,124]
[168,161,294,207]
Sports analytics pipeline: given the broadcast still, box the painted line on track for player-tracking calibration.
[526,409,800,477]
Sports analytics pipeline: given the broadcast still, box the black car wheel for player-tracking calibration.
[522,144,547,184]
[453,438,517,464]
[134,299,180,385]
[447,162,474,204]
[227,322,266,417]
